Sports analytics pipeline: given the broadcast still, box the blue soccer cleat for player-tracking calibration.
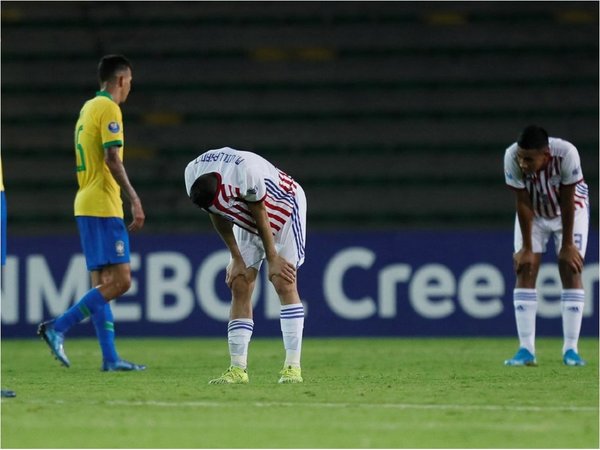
[563,349,586,366]
[37,320,70,368]
[1,389,16,398]
[102,359,147,372]
[504,347,537,366]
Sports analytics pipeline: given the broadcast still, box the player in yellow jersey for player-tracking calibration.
[1,156,16,397]
[38,55,146,371]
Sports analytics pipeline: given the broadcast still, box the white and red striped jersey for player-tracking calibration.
[185,147,300,235]
[504,137,589,218]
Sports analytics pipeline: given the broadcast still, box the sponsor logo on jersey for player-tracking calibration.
[108,122,120,133]
[572,167,580,176]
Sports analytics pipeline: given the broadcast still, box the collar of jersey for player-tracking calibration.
[96,90,114,100]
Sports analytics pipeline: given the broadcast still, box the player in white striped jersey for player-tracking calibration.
[503,125,589,367]
[184,147,306,384]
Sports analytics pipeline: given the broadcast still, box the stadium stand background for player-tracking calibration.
[1,1,598,235]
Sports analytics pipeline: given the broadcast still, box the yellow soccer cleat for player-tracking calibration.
[208,366,249,384]
[278,365,303,384]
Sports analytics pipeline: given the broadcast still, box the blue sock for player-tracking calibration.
[92,303,119,363]
[54,288,106,334]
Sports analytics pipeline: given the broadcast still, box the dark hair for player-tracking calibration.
[517,125,549,150]
[97,54,132,85]
[189,173,218,208]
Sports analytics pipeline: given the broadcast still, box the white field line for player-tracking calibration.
[110,400,599,413]
[11,398,598,413]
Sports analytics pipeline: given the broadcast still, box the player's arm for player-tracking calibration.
[208,213,247,288]
[513,188,536,275]
[558,183,584,273]
[104,146,145,232]
[247,200,296,284]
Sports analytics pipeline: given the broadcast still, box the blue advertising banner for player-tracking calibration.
[1,231,598,338]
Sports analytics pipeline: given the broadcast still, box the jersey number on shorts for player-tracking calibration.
[75,125,86,172]
[574,233,583,251]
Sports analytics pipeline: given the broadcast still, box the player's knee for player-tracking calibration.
[271,276,296,297]
[558,258,581,278]
[230,275,253,299]
[110,271,132,297]
[112,280,130,297]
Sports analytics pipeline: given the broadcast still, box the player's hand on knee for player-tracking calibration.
[226,257,248,289]
[513,248,535,276]
[268,255,296,284]
[559,244,584,274]
[513,248,539,282]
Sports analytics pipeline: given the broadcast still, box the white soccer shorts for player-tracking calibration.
[232,185,307,270]
[513,206,589,257]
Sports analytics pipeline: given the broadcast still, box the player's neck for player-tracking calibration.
[99,84,123,104]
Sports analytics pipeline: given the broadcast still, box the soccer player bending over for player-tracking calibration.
[504,125,589,366]
[38,55,146,371]
[185,147,306,384]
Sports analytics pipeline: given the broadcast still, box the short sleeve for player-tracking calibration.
[100,102,124,149]
[504,144,525,189]
[559,143,584,186]
[184,161,198,197]
[241,168,266,202]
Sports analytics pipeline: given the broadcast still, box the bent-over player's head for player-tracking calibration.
[518,125,549,151]
[189,172,218,209]
[98,55,133,103]
[516,125,550,174]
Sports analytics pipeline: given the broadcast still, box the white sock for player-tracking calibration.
[227,319,253,369]
[280,304,304,368]
[561,289,585,355]
[513,289,537,354]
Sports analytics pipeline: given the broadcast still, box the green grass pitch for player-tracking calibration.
[1,336,598,448]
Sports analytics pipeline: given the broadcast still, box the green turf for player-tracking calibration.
[1,337,598,448]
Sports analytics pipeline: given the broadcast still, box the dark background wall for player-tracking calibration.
[2,1,598,234]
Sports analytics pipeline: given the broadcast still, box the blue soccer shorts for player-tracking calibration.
[76,216,130,271]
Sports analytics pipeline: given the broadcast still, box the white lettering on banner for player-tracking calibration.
[324,247,377,319]
[25,254,88,322]
[147,252,194,322]
[322,248,596,320]
[409,264,456,319]
[378,264,412,318]
[458,264,504,319]
[0,256,19,324]
[1,249,597,326]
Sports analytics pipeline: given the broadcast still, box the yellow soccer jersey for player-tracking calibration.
[74,91,125,217]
